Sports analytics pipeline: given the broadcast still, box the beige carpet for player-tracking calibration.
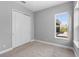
[0,41,75,57]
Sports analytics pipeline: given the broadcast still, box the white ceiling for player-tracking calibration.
[19,1,69,12]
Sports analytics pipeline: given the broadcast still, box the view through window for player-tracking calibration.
[55,12,69,39]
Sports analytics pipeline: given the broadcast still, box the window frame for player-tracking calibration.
[55,12,70,40]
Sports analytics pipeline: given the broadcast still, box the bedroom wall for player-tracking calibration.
[34,2,73,47]
[0,1,33,52]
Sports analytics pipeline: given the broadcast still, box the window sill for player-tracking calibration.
[55,37,69,41]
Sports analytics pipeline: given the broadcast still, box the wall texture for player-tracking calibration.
[34,2,73,47]
[0,1,33,52]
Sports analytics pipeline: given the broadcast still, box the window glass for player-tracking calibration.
[55,12,69,39]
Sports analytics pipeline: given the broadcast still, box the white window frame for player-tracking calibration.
[55,12,70,40]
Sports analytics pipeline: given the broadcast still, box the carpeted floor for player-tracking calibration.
[0,41,75,57]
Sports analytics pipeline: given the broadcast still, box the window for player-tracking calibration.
[55,12,69,39]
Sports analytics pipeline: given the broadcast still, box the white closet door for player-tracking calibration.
[12,10,31,48]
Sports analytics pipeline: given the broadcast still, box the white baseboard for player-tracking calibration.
[0,39,74,55]
[35,40,73,49]
[35,39,77,57]
[0,39,34,55]
[0,48,13,54]
[12,39,35,49]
